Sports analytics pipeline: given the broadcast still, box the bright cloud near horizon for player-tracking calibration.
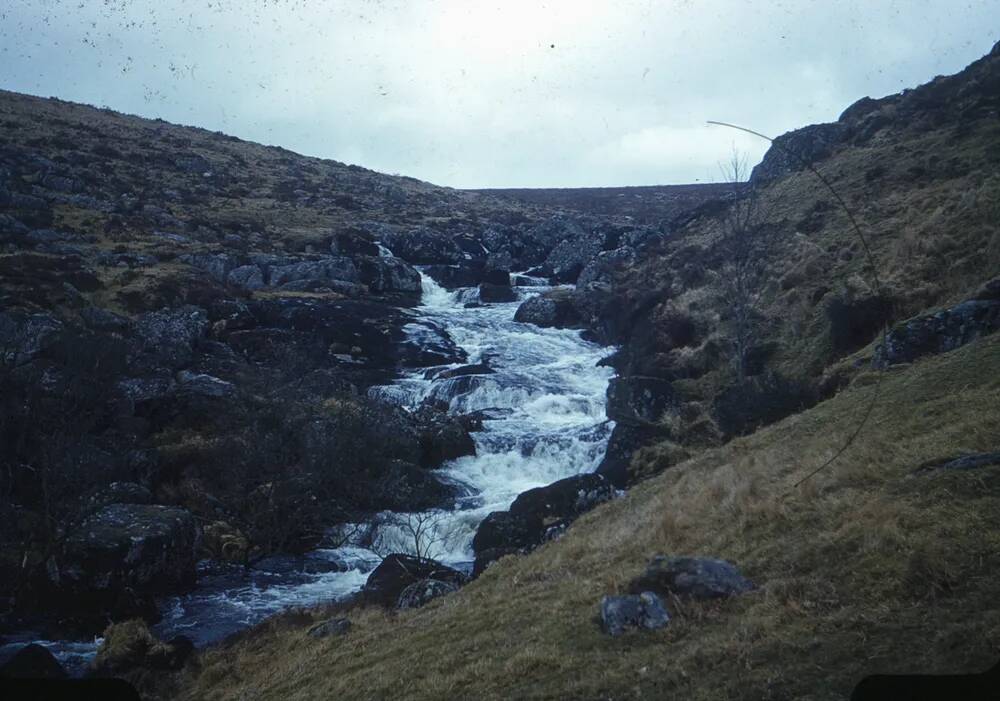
[1,1,997,188]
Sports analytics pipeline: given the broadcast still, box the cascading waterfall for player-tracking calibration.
[14,268,615,675]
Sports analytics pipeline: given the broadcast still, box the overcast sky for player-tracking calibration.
[0,1,997,188]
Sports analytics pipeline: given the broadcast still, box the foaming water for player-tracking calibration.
[359,272,614,564]
[32,270,614,672]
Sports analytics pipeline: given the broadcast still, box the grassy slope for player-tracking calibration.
[183,331,1000,700]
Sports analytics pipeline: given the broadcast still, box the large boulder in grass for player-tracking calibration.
[599,592,670,636]
[629,556,754,600]
[362,554,467,607]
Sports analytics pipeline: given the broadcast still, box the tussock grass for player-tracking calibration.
[182,333,1000,700]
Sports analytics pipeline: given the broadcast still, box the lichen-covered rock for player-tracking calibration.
[268,257,360,287]
[50,504,200,622]
[396,578,459,610]
[131,305,208,372]
[606,376,678,427]
[873,296,1000,368]
[630,556,754,600]
[599,592,670,636]
[356,255,422,296]
[227,264,265,291]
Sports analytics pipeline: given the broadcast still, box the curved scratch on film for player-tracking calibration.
[706,120,888,494]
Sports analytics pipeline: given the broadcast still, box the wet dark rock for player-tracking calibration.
[509,473,615,522]
[433,357,494,380]
[422,263,484,290]
[396,578,459,610]
[0,643,68,679]
[514,290,581,328]
[399,320,467,367]
[414,408,476,468]
[26,228,77,244]
[606,376,678,427]
[472,474,614,574]
[596,424,667,488]
[629,556,754,600]
[362,554,466,607]
[472,511,543,555]
[330,229,379,257]
[307,617,352,638]
[599,592,670,636]
[478,282,517,303]
[356,255,422,297]
[873,296,1000,368]
[47,504,200,625]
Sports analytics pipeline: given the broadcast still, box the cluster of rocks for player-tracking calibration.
[599,556,754,636]
[361,553,468,610]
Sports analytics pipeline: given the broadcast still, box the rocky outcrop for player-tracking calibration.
[46,504,200,626]
[873,288,1000,368]
[629,556,754,600]
[130,306,208,373]
[362,554,467,607]
[599,592,670,637]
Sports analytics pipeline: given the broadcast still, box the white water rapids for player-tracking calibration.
[9,271,614,675]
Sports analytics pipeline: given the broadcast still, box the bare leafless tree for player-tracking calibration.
[367,510,461,561]
[715,148,775,383]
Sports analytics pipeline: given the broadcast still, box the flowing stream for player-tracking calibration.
[8,272,614,675]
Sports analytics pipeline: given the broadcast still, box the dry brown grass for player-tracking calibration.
[180,333,1000,701]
